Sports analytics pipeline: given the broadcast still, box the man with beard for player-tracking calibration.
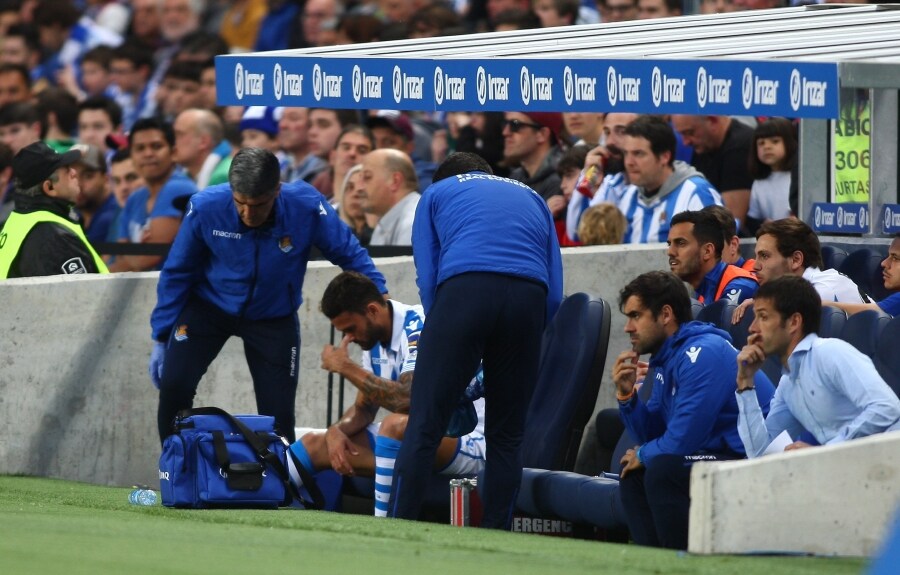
[613,271,774,549]
[71,144,118,244]
[566,112,637,242]
[286,272,486,516]
[617,115,721,244]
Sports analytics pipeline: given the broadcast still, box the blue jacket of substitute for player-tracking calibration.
[619,321,775,465]
[412,171,563,322]
[150,181,386,341]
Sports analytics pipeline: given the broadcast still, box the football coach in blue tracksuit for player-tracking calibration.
[149,148,387,443]
[389,152,563,529]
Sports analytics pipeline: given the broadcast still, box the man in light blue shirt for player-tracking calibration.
[735,275,900,458]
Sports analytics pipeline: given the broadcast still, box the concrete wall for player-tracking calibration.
[689,432,900,556]
[0,244,667,488]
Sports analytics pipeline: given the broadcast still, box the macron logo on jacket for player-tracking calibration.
[212,229,242,239]
[685,346,702,364]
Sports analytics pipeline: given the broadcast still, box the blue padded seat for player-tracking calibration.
[839,309,892,359]
[819,306,848,340]
[821,244,848,271]
[839,248,890,302]
[875,315,900,398]
[521,292,611,471]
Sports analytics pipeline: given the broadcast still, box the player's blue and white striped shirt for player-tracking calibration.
[361,300,425,380]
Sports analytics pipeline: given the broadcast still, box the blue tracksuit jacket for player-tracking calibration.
[619,321,775,465]
[411,171,563,323]
[150,181,386,341]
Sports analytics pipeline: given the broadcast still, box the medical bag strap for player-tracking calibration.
[184,407,325,510]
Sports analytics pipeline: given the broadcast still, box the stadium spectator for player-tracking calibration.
[172,108,232,190]
[824,235,900,317]
[618,115,721,244]
[156,60,203,122]
[0,101,42,154]
[732,218,865,323]
[735,275,900,458]
[58,44,116,101]
[613,270,774,549]
[337,164,373,246]
[491,7,541,31]
[0,141,108,277]
[218,0,267,52]
[307,108,361,197]
[109,40,156,131]
[34,87,78,152]
[671,114,754,227]
[323,125,374,207]
[287,272,485,516]
[253,0,300,52]
[554,144,588,246]
[366,110,437,194]
[76,95,123,155]
[1,25,43,91]
[699,0,738,13]
[389,152,562,529]
[597,0,637,22]
[127,0,163,49]
[0,63,31,107]
[148,147,386,442]
[566,112,638,242]
[296,0,344,47]
[407,1,463,38]
[108,147,144,215]
[453,111,508,177]
[531,0,580,27]
[279,107,328,184]
[578,203,627,246]
[32,0,121,88]
[745,117,797,235]
[637,0,681,18]
[667,209,758,304]
[239,106,282,153]
[504,111,564,202]
[109,118,197,272]
[563,112,605,148]
[360,148,420,246]
[71,143,117,244]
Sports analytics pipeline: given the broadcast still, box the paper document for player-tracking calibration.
[763,430,793,456]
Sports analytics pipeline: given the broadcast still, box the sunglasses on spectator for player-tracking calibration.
[503,119,543,132]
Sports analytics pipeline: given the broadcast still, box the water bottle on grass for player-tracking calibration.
[129,485,158,506]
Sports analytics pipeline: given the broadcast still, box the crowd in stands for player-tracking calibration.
[1,0,896,551]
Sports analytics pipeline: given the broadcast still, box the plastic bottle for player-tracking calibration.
[129,487,158,506]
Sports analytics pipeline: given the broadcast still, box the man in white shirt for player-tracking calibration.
[733,218,864,323]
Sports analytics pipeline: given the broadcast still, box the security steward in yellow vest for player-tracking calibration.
[0,141,107,278]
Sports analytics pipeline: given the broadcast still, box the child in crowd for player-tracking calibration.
[746,117,797,234]
[577,203,627,245]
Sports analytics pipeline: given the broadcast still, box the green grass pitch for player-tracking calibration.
[0,476,866,575]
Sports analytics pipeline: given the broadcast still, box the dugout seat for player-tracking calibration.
[695,298,738,331]
[819,305,848,340]
[521,292,612,471]
[839,248,890,302]
[839,308,892,359]
[691,298,704,319]
[821,244,848,271]
[875,315,900,398]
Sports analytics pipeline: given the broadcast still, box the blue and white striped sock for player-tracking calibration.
[287,440,316,489]
[374,436,402,517]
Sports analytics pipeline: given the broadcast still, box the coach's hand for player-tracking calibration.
[149,341,165,389]
[325,425,358,476]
